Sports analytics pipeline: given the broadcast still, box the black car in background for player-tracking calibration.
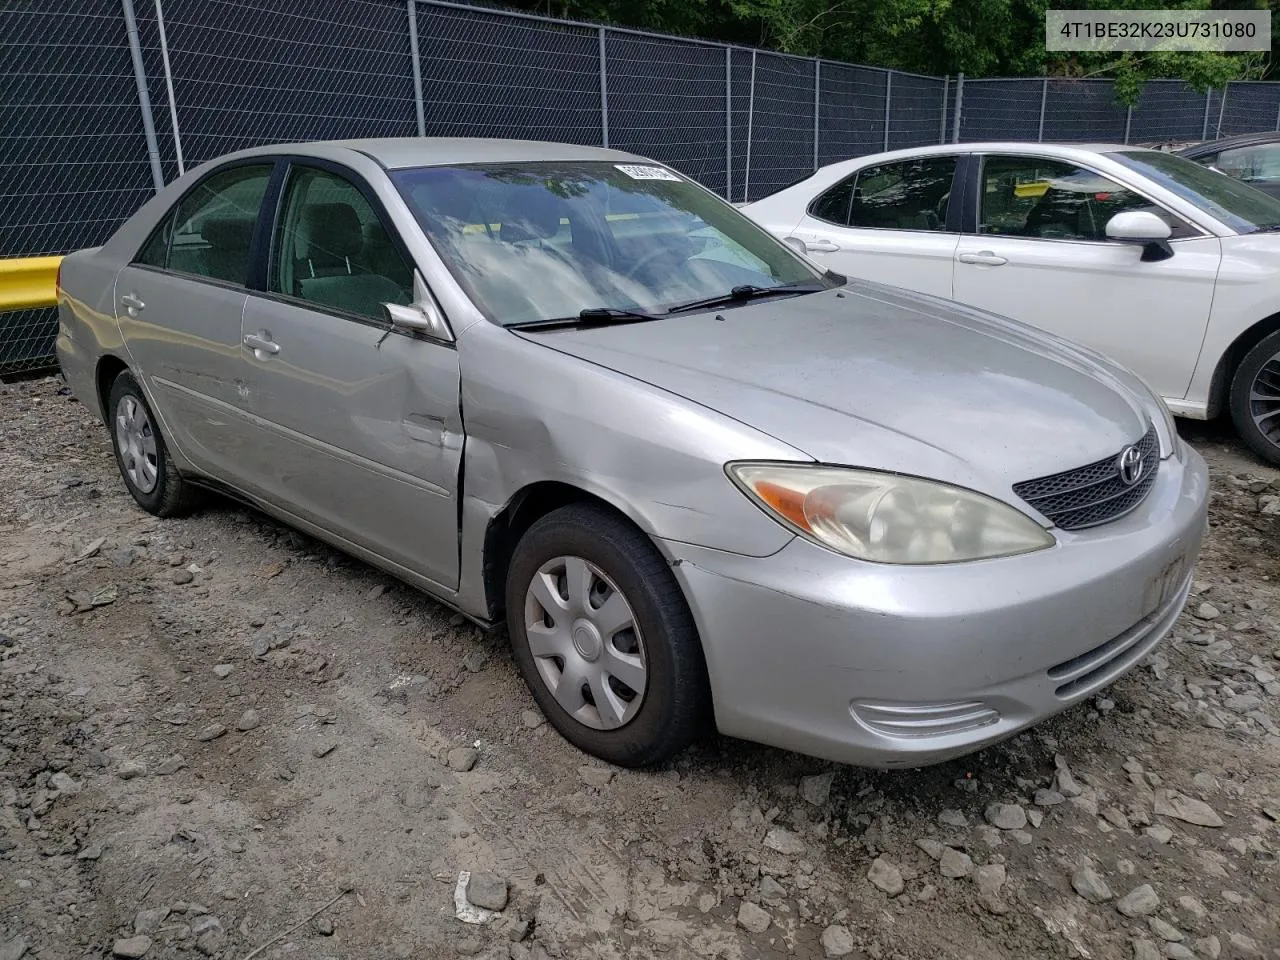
[1178,131,1280,199]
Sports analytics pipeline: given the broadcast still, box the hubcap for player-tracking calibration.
[115,395,159,494]
[1251,355,1280,450]
[523,555,647,731]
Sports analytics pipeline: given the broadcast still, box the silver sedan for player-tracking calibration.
[55,138,1209,769]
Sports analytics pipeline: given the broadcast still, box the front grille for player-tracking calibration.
[1013,427,1159,530]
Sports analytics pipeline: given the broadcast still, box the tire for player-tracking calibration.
[1230,329,1280,467]
[505,503,710,767]
[107,371,199,517]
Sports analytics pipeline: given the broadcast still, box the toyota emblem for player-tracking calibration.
[1117,445,1144,486]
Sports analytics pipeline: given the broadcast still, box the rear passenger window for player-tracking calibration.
[809,175,856,225]
[848,157,956,232]
[270,166,414,322]
[135,164,273,286]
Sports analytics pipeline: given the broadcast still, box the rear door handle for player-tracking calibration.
[957,251,1008,266]
[806,239,841,252]
[243,333,280,357]
[120,293,145,313]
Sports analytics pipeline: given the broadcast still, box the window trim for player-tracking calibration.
[254,156,454,345]
[805,153,964,234]
[968,152,1209,244]
[130,158,282,292]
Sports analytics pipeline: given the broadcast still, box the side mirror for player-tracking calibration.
[782,235,809,255]
[382,271,453,341]
[1105,211,1174,262]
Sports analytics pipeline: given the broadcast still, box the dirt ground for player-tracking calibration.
[0,374,1277,960]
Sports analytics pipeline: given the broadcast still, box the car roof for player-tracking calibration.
[221,137,647,170]
[1178,130,1280,158]
[824,141,1144,164]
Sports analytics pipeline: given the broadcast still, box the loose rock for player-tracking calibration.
[974,863,1006,898]
[1034,789,1065,807]
[195,723,226,742]
[939,847,973,878]
[112,937,152,958]
[190,915,226,956]
[577,765,613,788]
[154,755,185,776]
[1116,884,1160,917]
[1149,917,1183,942]
[1194,602,1221,620]
[737,901,771,934]
[465,871,508,911]
[134,906,169,935]
[984,802,1027,830]
[448,747,479,773]
[821,924,855,958]
[801,771,836,806]
[1071,865,1113,903]
[117,759,146,780]
[867,856,904,897]
[763,827,806,856]
[1132,940,1161,960]
[1153,790,1224,827]
[520,710,544,729]
[212,664,234,679]
[0,938,28,960]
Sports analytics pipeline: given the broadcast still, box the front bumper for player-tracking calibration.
[664,443,1208,768]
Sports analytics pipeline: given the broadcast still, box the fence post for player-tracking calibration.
[1216,84,1228,138]
[1202,90,1212,140]
[939,76,949,144]
[598,27,609,148]
[407,0,426,137]
[120,0,165,192]
[882,71,892,151]
[725,47,732,199]
[951,72,964,143]
[812,60,820,171]
[1038,78,1048,142]
[1124,103,1132,144]
[744,49,755,202]
[153,0,184,175]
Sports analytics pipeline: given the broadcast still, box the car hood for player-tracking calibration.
[521,280,1151,506]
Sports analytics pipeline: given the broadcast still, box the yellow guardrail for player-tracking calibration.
[0,256,62,312]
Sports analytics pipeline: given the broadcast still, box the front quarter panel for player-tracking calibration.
[453,320,809,614]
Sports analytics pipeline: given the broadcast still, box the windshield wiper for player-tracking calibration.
[509,306,665,331]
[664,281,828,315]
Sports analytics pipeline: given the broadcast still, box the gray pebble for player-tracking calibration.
[465,871,508,911]
[1071,865,1113,903]
[235,709,260,732]
[448,747,478,772]
[737,901,771,934]
[1116,883,1160,917]
[112,936,152,958]
[867,856,904,897]
[984,802,1027,830]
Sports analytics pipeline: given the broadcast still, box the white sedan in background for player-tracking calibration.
[742,142,1280,464]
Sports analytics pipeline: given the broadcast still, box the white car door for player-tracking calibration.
[785,154,962,299]
[952,154,1221,402]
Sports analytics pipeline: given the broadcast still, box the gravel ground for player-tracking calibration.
[0,375,1277,960]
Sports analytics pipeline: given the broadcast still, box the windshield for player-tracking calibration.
[390,161,829,325]
[1110,150,1280,233]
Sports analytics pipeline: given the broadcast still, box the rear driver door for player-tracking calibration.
[787,153,962,299]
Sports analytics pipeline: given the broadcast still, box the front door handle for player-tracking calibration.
[806,239,841,252]
[957,251,1008,266]
[243,333,280,357]
[120,293,145,314]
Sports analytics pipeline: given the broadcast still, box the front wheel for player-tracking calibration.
[505,503,710,767]
[1229,329,1280,467]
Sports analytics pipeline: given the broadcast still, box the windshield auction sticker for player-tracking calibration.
[615,164,683,181]
[1046,9,1270,52]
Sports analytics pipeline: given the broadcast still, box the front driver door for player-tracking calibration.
[952,154,1220,402]
[238,161,463,590]
[786,153,961,299]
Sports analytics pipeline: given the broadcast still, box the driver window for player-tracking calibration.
[847,156,955,232]
[978,156,1196,241]
[270,166,414,322]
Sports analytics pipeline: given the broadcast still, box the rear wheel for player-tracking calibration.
[108,371,198,517]
[504,503,709,767]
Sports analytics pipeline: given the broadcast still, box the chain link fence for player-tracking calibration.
[5,0,1280,372]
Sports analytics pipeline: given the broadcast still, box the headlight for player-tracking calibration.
[727,463,1055,564]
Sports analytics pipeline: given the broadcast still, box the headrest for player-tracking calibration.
[201,216,254,250]
[500,190,567,243]
[297,202,363,262]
